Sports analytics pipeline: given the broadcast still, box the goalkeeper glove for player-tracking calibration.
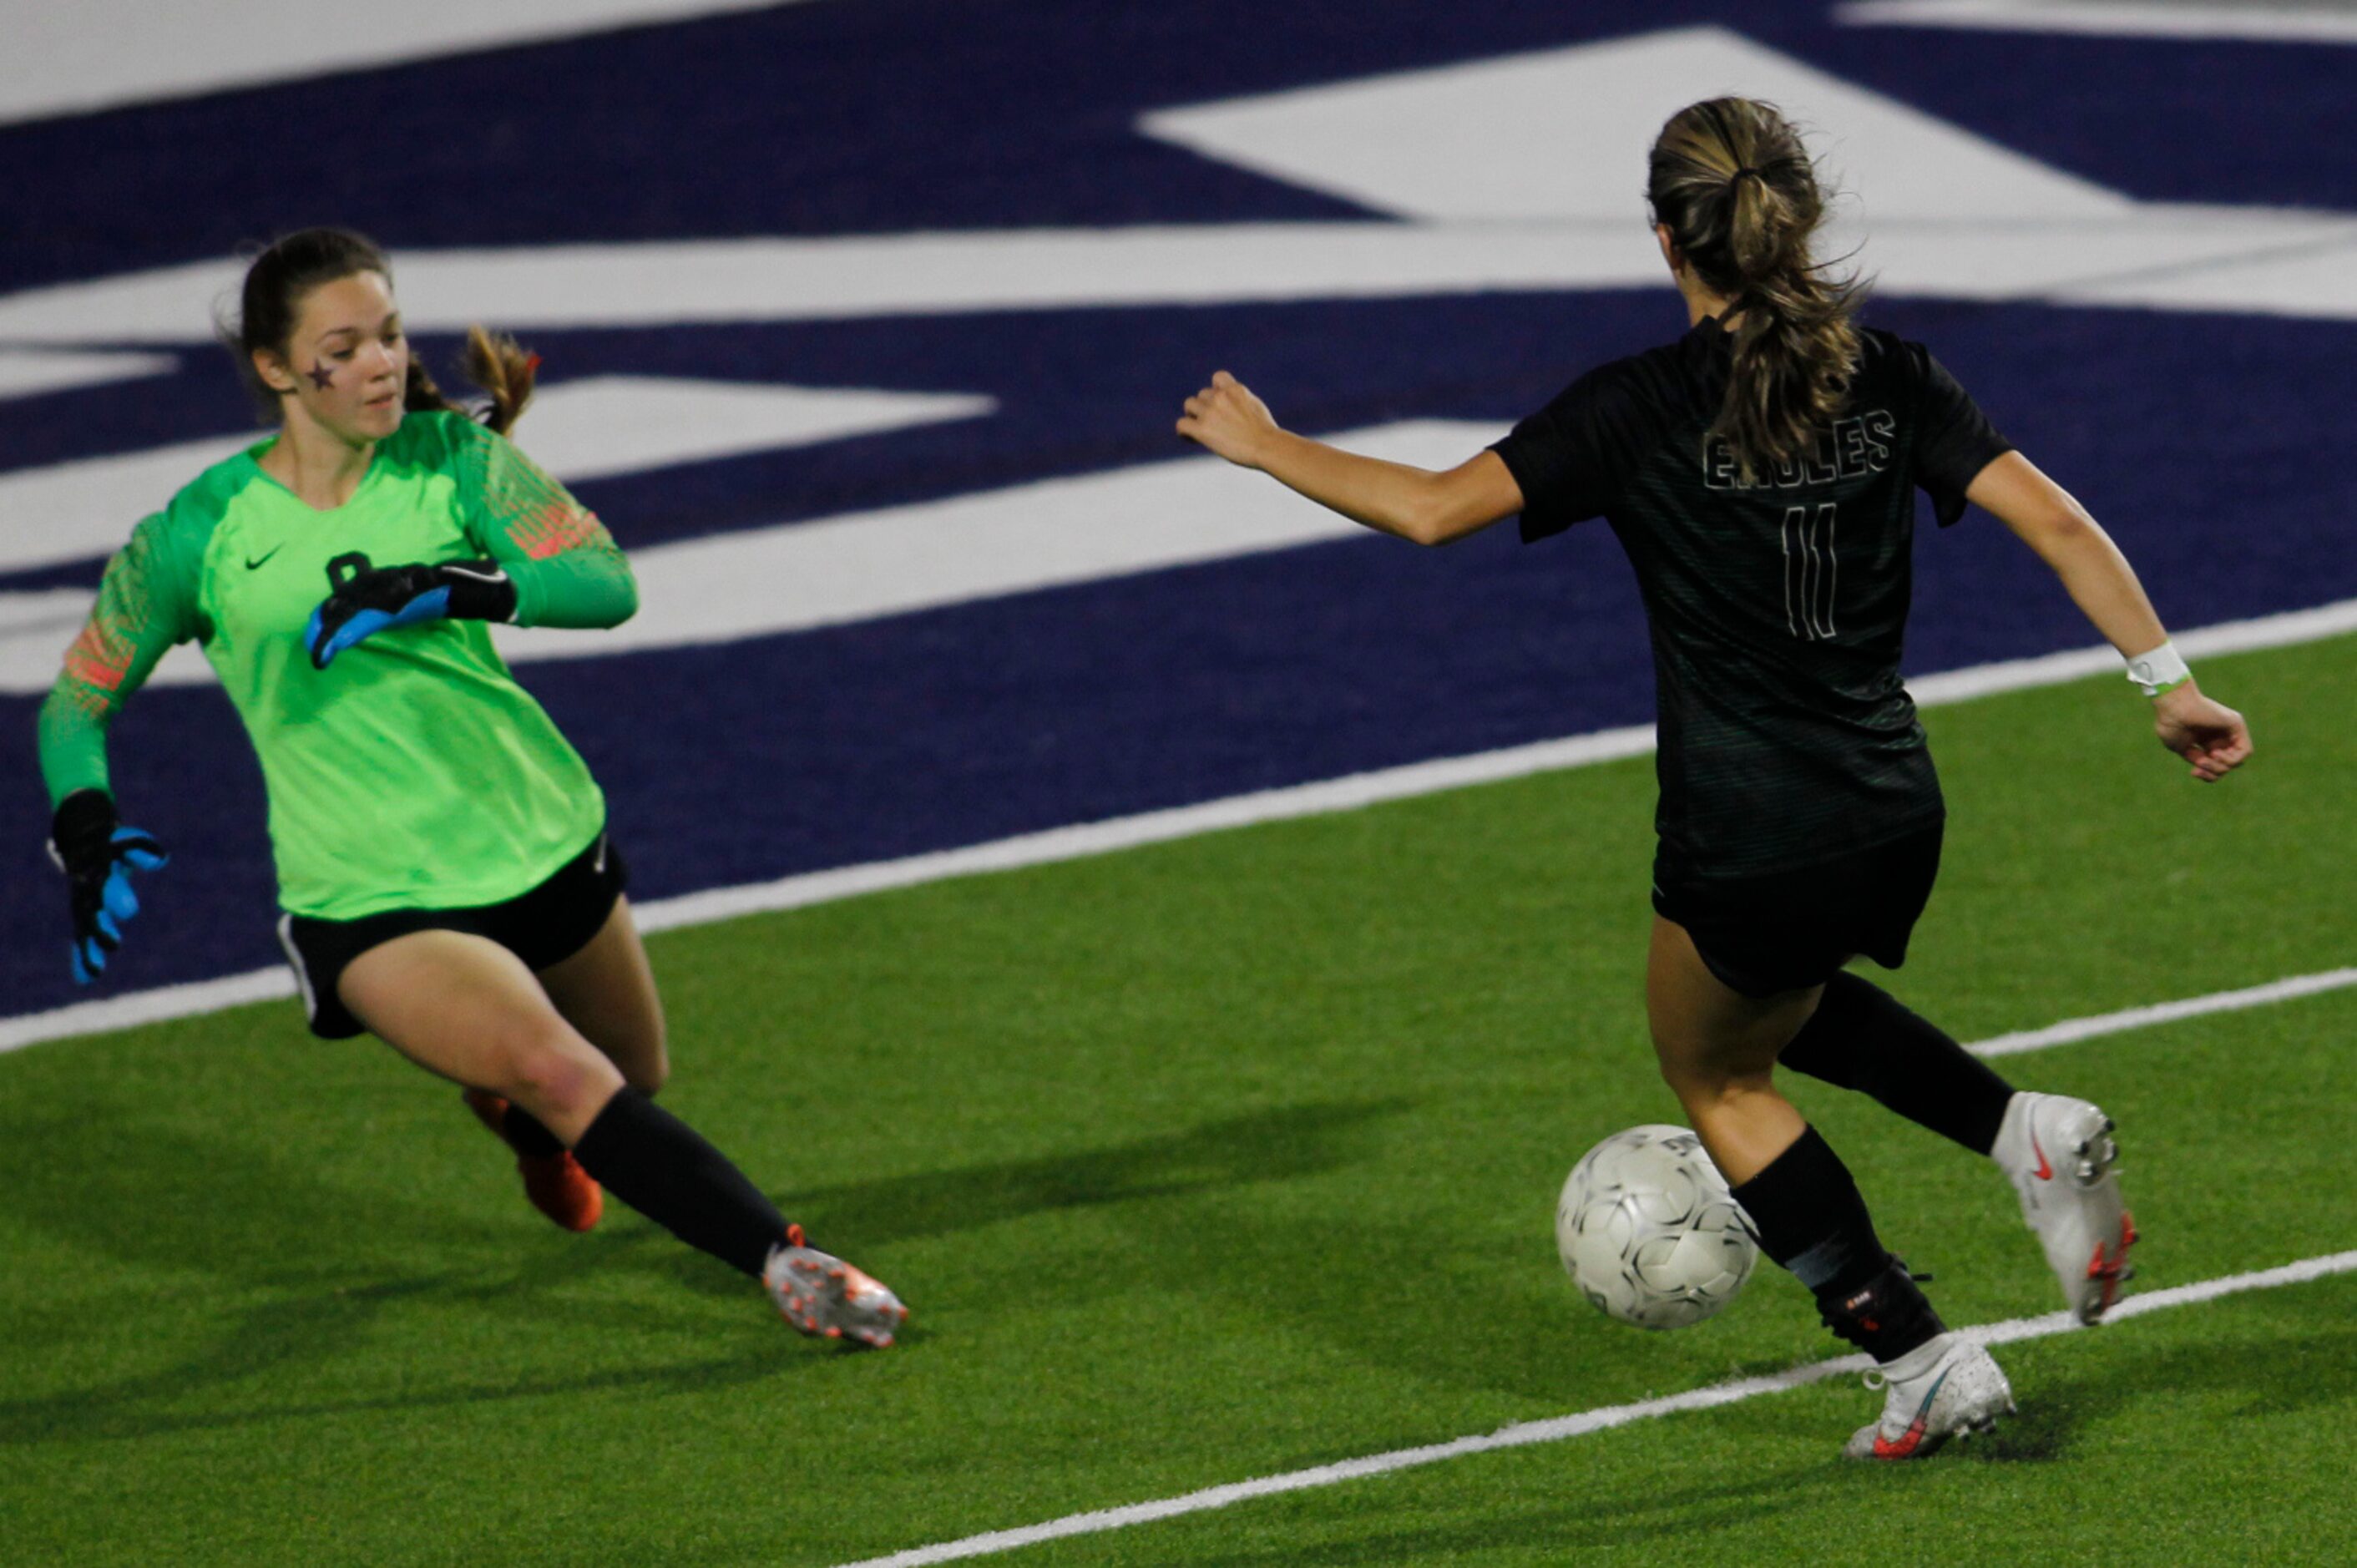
[48,789,169,985]
[305,558,517,670]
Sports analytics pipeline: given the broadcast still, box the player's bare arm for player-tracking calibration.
[1177,370,1524,545]
[1968,451,2252,782]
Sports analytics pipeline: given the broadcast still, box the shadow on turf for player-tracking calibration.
[0,1115,861,1445]
[559,1096,1412,1311]
[0,1100,1407,1442]
[1951,1318,2357,1465]
[1165,1461,1834,1566]
[1153,1328,2357,1564]
[776,1097,1415,1250]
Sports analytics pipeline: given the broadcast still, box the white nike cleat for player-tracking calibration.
[1993,1091,2138,1323]
[763,1225,908,1348]
[1843,1333,2016,1461]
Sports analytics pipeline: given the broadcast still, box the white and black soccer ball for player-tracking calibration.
[1556,1124,1758,1330]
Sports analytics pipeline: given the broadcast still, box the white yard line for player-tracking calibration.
[831,1247,2357,1568]
[0,0,813,129]
[0,969,297,1055]
[3,600,2353,1055]
[1970,968,2357,1058]
[1838,0,2357,47]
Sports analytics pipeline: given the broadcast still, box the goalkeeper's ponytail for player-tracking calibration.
[405,324,539,435]
[227,227,540,433]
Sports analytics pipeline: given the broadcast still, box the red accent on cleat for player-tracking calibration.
[2085,1211,2138,1315]
[518,1150,604,1232]
[462,1087,602,1232]
[463,1088,513,1141]
[1872,1420,1930,1460]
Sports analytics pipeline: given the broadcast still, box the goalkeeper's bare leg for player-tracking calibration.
[536,895,670,1095]
[339,932,906,1345]
[454,897,665,1231]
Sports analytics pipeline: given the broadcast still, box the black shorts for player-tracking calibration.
[1651,821,1942,999]
[276,830,629,1040]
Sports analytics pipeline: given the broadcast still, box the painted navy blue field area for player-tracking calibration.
[2,1,2350,1018]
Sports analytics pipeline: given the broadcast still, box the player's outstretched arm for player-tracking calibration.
[38,518,195,982]
[1967,451,2252,781]
[1177,371,1524,546]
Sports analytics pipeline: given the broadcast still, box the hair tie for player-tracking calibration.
[1732,165,1765,185]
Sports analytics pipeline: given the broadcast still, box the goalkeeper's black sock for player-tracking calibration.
[503,1104,564,1159]
[1730,1125,1942,1362]
[1778,972,2015,1156]
[570,1089,789,1278]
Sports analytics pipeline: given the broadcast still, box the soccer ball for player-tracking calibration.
[1556,1124,1758,1330]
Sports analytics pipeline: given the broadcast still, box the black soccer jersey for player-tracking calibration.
[1491,320,2011,878]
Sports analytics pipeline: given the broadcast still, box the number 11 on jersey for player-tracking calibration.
[1782,503,1838,641]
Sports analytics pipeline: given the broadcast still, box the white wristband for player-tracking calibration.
[2124,640,2191,697]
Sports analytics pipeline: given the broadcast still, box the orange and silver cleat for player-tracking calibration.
[463,1088,603,1233]
[763,1225,908,1348]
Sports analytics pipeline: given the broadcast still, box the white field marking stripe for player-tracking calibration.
[0,969,302,1052]
[1969,968,2357,1059]
[0,376,995,582]
[836,1248,2357,1568]
[0,348,177,402]
[7,33,2357,352]
[25,949,2343,1068]
[4,458,2349,701]
[1143,26,2128,225]
[0,726,1653,1056]
[5,213,2357,352]
[0,418,1484,694]
[0,0,814,129]
[1838,0,2357,46]
[2,599,2350,1054]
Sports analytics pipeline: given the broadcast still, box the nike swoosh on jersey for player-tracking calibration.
[244,544,284,570]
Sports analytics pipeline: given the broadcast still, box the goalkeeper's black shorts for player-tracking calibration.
[1650,819,1942,1000]
[277,828,629,1040]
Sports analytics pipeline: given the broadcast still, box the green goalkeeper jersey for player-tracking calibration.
[37,409,640,920]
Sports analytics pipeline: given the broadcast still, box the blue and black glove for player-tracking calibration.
[48,788,169,985]
[305,556,518,670]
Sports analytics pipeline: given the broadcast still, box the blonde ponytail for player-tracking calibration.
[1647,99,1862,481]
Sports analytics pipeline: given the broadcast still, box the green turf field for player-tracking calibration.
[4,634,2351,1567]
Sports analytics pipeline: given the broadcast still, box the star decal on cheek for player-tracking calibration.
[306,362,335,390]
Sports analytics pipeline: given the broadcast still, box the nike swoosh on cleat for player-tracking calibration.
[1871,1368,1950,1459]
[2030,1131,2053,1181]
[1872,1419,1930,1459]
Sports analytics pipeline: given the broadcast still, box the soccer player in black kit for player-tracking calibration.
[1177,97,2251,1458]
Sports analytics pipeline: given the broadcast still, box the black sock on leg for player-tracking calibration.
[1778,972,2015,1156]
[571,1089,789,1277]
[502,1105,564,1159]
[1730,1125,1945,1362]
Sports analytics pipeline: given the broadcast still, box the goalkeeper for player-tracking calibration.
[36,228,905,1348]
